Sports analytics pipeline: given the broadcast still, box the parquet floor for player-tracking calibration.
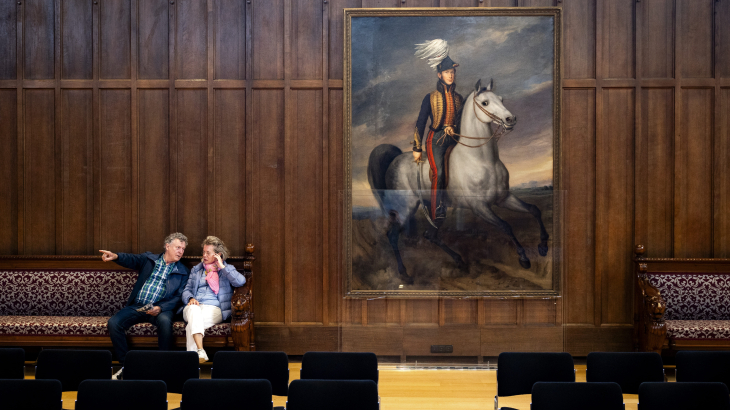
[26,362,676,410]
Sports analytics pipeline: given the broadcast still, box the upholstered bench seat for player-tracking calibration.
[666,320,730,340]
[0,316,231,337]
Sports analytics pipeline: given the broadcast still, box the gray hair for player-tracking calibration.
[201,235,230,261]
[164,232,188,250]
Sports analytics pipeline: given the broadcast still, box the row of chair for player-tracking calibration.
[0,378,380,410]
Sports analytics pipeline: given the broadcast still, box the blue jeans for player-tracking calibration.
[107,304,175,364]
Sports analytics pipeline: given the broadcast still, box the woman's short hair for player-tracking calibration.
[201,236,230,261]
[163,232,188,250]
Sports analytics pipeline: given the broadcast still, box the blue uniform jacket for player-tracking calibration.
[115,252,190,313]
[180,262,246,321]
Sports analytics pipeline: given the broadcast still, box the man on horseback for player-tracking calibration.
[413,39,464,221]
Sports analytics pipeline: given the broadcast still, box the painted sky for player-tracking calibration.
[351,15,555,207]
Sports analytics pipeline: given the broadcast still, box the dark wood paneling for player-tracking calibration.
[0,2,16,79]
[717,88,730,257]
[138,89,170,252]
[61,0,92,79]
[678,0,713,79]
[520,0,554,6]
[481,327,563,356]
[99,89,133,252]
[175,0,206,80]
[483,300,518,325]
[341,327,403,355]
[404,0,439,8]
[484,0,516,6]
[405,300,438,324]
[564,0,596,79]
[603,0,634,79]
[252,90,285,323]
[328,89,345,323]
[640,0,674,78]
[597,88,634,324]
[563,89,596,324]
[444,300,477,325]
[176,89,207,248]
[214,90,246,253]
[674,88,713,257]
[404,327,480,356]
[215,0,246,80]
[24,0,54,80]
[719,0,730,79]
[366,299,401,325]
[256,326,340,354]
[252,1,284,80]
[61,89,93,254]
[329,1,360,80]
[24,89,55,254]
[636,88,674,257]
[138,0,169,80]
[100,0,131,79]
[564,326,633,356]
[524,299,557,325]
[0,90,18,253]
[292,89,324,323]
[441,0,477,7]
[291,0,323,80]
[362,0,400,7]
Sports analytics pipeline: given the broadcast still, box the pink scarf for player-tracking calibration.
[203,263,220,295]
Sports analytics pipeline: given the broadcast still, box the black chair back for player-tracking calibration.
[0,347,25,379]
[676,350,730,389]
[180,379,273,409]
[638,382,730,410]
[496,352,575,397]
[0,379,62,410]
[286,379,379,410]
[211,351,289,396]
[123,350,199,394]
[300,352,378,384]
[35,349,112,391]
[532,382,624,410]
[586,352,664,394]
[75,380,167,410]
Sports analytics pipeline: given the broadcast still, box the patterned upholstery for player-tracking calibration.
[646,273,730,320]
[0,270,230,339]
[666,320,730,340]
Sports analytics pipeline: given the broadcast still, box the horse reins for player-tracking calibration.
[445,94,511,149]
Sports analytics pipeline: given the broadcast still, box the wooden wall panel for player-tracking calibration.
[675,88,713,257]
[0,90,18,254]
[176,90,207,248]
[636,88,674,257]
[0,2,16,79]
[444,300,477,325]
[597,88,634,324]
[24,90,56,254]
[175,0,207,80]
[563,89,596,325]
[441,0,477,7]
[602,0,634,79]
[61,0,92,79]
[291,0,323,80]
[716,88,730,257]
[564,0,596,79]
[60,90,93,254]
[483,300,518,325]
[215,0,246,80]
[678,0,713,79]
[252,90,285,323]
[292,89,324,323]
[138,90,171,252]
[366,299,401,325]
[405,300,438,324]
[24,0,54,80]
[252,1,284,80]
[640,0,673,79]
[362,0,400,8]
[214,90,246,256]
[329,1,360,80]
[524,299,557,325]
[719,0,730,79]
[483,0,516,6]
[138,0,169,80]
[520,0,554,7]
[99,90,133,252]
[328,89,345,323]
[100,0,131,79]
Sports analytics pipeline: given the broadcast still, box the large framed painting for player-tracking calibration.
[344,8,562,297]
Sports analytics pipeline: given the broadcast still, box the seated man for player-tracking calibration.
[99,232,190,380]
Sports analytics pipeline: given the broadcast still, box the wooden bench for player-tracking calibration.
[634,244,730,354]
[0,245,256,351]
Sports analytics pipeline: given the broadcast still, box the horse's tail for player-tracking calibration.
[367,144,402,209]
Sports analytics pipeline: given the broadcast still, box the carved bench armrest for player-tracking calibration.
[636,262,667,353]
[231,244,255,351]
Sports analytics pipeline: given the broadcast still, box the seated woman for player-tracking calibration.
[181,236,246,363]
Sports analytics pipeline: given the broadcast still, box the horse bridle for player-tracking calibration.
[449,93,512,148]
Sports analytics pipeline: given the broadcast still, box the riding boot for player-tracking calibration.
[434,190,446,220]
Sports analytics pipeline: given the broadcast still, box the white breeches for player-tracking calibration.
[183,304,223,351]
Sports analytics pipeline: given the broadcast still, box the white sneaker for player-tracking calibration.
[112,368,123,380]
[196,348,209,363]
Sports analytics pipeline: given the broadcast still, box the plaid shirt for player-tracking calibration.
[136,257,174,305]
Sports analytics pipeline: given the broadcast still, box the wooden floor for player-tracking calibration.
[27,363,676,410]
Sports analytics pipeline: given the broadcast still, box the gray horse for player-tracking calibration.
[367,79,549,283]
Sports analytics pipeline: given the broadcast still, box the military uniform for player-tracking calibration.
[413,57,464,220]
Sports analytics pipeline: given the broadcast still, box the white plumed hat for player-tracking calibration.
[415,39,455,71]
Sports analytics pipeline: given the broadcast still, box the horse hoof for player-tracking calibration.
[538,242,548,257]
[519,258,531,269]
